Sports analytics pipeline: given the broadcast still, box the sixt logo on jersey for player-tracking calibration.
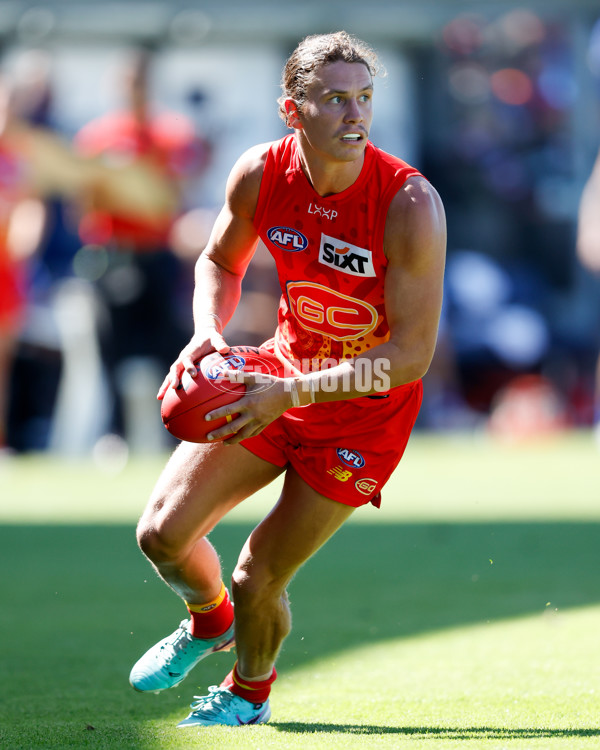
[319,234,375,277]
[206,356,246,380]
[337,448,366,469]
[267,226,308,252]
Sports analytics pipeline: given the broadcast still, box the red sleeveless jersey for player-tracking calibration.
[253,134,422,368]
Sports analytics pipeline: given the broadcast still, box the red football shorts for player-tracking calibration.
[241,379,422,508]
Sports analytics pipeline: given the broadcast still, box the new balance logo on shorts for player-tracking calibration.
[327,466,353,482]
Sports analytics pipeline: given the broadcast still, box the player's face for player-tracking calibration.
[296,61,373,163]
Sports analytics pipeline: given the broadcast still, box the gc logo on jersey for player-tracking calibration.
[286,281,378,341]
[337,448,366,469]
[319,234,375,277]
[267,226,308,252]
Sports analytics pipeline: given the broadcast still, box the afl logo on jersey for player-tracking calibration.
[267,226,308,252]
[337,448,366,469]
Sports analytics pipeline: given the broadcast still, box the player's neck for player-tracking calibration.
[295,140,365,197]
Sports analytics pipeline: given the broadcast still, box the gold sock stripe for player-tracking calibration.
[233,672,261,690]
[233,662,274,688]
[186,582,227,613]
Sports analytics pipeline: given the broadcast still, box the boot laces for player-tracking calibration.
[189,686,234,717]
[160,620,194,662]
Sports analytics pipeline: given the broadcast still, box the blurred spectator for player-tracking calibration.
[0,74,47,452]
[575,17,600,443]
[488,373,567,441]
[577,151,600,275]
[577,148,600,441]
[415,11,583,432]
[10,51,83,296]
[417,246,556,434]
[1,48,202,453]
[443,250,550,416]
[73,48,211,445]
[3,50,82,453]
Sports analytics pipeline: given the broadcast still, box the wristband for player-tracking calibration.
[307,377,316,404]
[200,312,223,333]
[289,379,301,408]
[289,377,316,407]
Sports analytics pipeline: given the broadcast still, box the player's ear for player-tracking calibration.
[284,99,302,130]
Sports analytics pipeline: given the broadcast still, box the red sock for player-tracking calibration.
[186,583,234,639]
[220,662,277,704]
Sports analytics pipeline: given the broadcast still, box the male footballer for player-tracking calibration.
[129,30,446,727]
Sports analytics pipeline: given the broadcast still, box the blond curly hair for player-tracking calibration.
[278,31,382,124]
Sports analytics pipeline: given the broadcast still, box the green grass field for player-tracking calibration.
[1,431,599,749]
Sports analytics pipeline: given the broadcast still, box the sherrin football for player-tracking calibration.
[161,346,282,443]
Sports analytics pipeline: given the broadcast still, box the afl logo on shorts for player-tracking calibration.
[267,226,308,252]
[355,478,378,496]
[337,448,365,469]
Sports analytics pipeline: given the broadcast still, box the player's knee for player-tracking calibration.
[231,562,289,610]
[136,515,180,564]
[136,519,163,562]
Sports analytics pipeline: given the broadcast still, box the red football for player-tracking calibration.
[161,346,282,443]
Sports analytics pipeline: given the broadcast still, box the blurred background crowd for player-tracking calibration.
[2,0,600,461]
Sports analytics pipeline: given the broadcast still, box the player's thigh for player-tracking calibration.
[140,440,284,549]
[234,467,355,590]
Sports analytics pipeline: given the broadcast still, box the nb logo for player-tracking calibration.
[327,466,353,482]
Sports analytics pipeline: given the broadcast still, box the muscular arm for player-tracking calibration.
[382,176,447,384]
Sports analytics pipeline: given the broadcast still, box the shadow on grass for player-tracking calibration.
[272,722,600,739]
[249,520,600,671]
[0,520,599,746]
